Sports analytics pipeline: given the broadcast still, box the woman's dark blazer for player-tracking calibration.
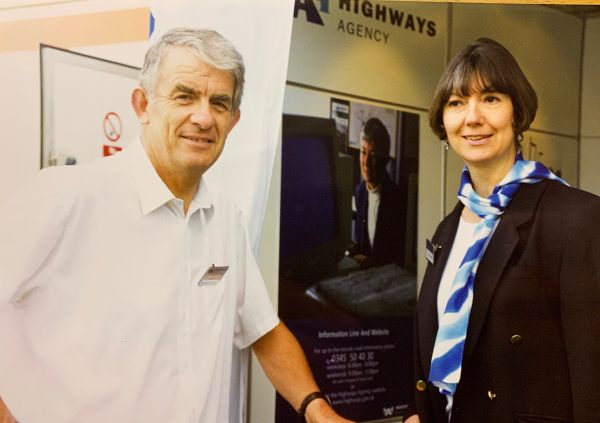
[414,179,600,423]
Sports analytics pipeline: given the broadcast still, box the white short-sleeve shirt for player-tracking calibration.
[0,139,279,423]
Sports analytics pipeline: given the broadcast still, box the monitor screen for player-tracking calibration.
[279,132,338,264]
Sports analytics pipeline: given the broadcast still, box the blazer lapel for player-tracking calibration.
[462,181,550,361]
[418,202,463,377]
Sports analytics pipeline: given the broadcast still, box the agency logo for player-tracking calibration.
[294,0,330,25]
[294,0,437,43]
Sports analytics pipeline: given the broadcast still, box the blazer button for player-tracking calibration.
[510,334,522,344]
[416,380,427,392]
[487,390,497,400]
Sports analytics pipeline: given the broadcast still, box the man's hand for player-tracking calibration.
[304,397,354,423]
[0,397,17,423]
[403,414,420,423]
[352,254,374,268]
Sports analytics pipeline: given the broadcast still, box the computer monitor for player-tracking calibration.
[279,114,352,282]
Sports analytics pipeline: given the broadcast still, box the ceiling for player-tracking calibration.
[2,1,600,18]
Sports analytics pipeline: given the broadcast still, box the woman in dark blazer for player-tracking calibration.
[405,38,600,423]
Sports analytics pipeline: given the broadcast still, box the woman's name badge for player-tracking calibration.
[198,264,229,286]
[426,239,441,265]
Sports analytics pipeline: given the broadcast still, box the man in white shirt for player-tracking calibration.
[0,28,352,423]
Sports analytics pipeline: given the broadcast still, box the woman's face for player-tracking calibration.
[443,90,517,173]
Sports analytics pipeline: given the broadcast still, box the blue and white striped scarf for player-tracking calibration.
[428,152,567,395]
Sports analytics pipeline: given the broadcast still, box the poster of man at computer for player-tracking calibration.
[277,100,419,421]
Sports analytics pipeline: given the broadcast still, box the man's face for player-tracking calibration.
[359,138,385,187]
[136,47,240,180]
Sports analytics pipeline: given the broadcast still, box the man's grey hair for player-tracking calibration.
[139,27,245,111]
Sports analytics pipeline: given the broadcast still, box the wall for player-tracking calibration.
[581,16,600,196]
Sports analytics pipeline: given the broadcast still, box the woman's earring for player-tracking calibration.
[517,133,523,142]
[442,140,449,151]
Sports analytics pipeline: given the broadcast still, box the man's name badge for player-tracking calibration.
[426,239,441,266]
[198,264,229,286]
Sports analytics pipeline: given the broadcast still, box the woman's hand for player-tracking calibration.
[404,414,420,423]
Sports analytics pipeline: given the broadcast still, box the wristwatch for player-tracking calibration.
[297,391,331,422]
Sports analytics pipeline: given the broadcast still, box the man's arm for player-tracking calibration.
[251,322,353,423]
[0,397,16,423]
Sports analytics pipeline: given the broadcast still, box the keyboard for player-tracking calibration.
[305,263,417,317]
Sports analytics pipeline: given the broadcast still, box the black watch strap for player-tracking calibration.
[297,391,331,422]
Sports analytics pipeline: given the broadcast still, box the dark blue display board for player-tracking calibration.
[277,111,420,421]
[276,316,414,421]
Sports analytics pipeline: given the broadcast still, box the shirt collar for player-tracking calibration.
[366,183,381,194]
[188,178,214,215]
[125,137,214,215]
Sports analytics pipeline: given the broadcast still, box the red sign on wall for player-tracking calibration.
[103,112,122,142]
[103,145,123,157]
